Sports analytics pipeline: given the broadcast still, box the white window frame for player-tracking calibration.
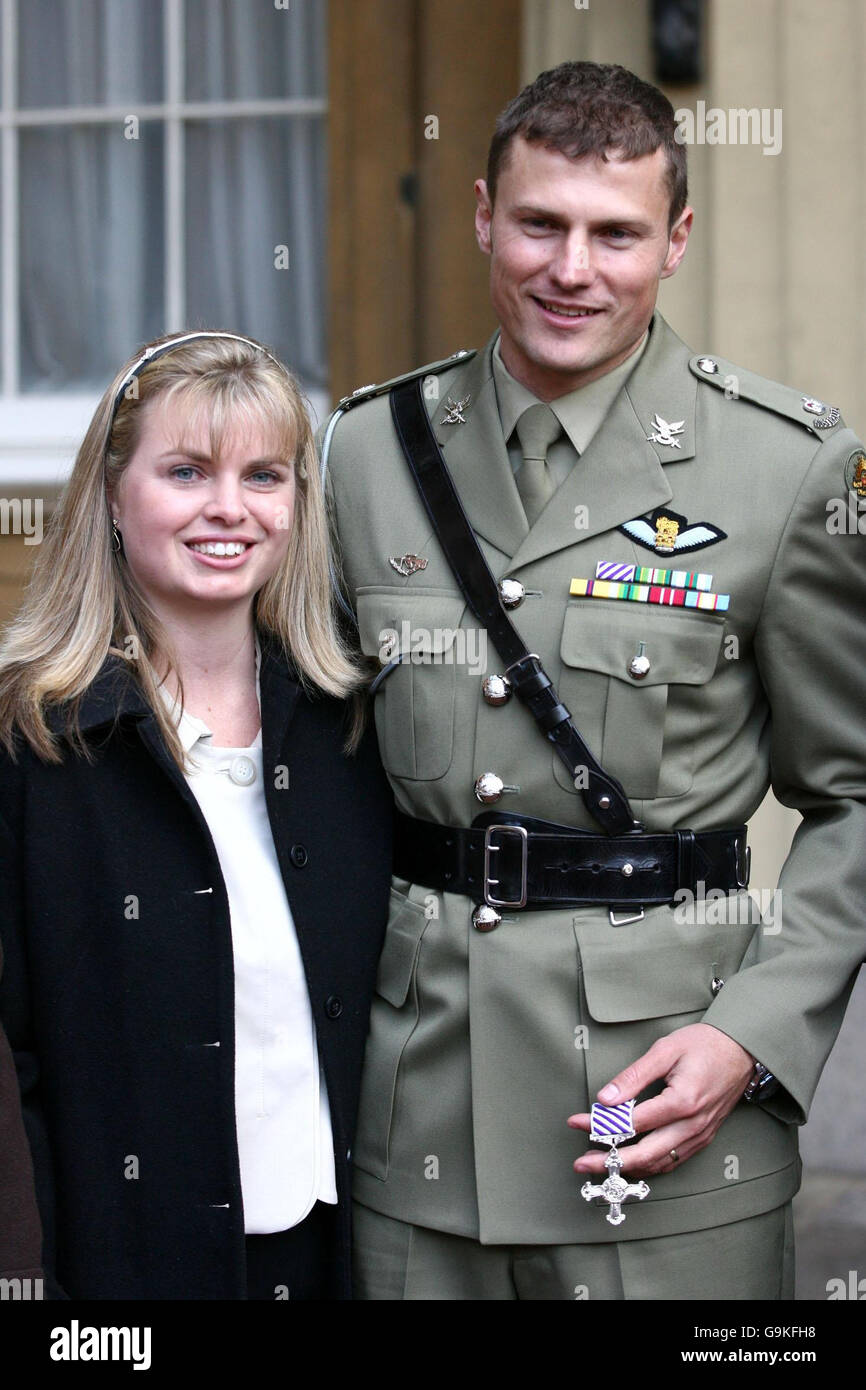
[0,0,328,488]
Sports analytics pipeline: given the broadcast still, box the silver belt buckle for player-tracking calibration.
[484,824,529,909]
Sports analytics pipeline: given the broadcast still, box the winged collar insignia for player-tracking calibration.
[646,413,686,448]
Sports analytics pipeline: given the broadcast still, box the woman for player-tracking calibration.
[0,330,393,1299]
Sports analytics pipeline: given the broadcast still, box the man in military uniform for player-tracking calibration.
[321,62,866,1299]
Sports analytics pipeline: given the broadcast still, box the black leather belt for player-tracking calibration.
[394,809,749,913]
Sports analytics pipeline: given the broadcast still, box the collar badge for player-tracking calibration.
[646,413,685,449]
[442,394,471,426]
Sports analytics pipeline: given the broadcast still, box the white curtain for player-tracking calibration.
[18,0,327,392]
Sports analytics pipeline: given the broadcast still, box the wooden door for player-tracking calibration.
[328,0,521,400]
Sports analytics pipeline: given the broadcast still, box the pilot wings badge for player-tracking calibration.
[646,413,685,448]
[619,506,727,556]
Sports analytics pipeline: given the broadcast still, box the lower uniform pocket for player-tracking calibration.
[353,888,430,1181]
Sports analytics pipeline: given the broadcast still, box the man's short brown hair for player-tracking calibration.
[487,61,687,228]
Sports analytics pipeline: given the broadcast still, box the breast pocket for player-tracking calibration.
[554,601,725,799]
[356,587,467,781]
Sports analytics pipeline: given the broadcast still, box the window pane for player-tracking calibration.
[20,0,164,110]
[184,117,326,388]
[185,0,326,102]
[20,125,165,390]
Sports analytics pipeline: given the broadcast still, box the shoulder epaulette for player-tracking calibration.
[335,349,476,412]
[688,353,846,438]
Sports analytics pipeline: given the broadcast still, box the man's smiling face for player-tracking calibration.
[474,136,692,401]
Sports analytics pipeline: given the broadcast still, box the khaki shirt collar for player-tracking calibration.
[492,329,650,456]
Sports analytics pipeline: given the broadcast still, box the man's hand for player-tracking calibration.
[567,1023,755,1177]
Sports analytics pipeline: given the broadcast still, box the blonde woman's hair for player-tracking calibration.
[0,330,366,766]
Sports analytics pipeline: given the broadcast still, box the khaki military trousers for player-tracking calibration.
[353,1200,795,1301]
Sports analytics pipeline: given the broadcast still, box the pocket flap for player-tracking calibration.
[375,889,429,1008]
[577,907,758,1022]
[561,601,724,686]
[356,589,467,659]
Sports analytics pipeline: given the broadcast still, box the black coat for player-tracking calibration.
[0,636,393,1299]
[0,943,43,1286]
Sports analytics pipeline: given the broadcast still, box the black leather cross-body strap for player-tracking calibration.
[389,377,641,835]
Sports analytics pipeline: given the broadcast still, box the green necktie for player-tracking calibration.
[515,403,563,526]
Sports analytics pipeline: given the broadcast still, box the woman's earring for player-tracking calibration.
[112,519,122,554]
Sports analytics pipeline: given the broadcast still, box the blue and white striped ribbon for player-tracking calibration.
[589,1099,636,1145]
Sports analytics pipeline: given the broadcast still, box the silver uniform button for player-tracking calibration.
[697,356,718,373]
[474,772,518,803]
[472,904,502,932]
[711,976,725,996]
[499,578,525,609]
[229,755,257,787]
[482,673,512,705]
[628,654,651,679]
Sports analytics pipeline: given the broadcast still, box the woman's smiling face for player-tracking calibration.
[111,391,296,621]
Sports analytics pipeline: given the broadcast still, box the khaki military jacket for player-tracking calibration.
[323,312,866,1244]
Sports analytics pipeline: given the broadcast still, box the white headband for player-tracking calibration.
[110,330,284,419]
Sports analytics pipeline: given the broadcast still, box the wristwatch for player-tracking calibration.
[743,1061,779,1103]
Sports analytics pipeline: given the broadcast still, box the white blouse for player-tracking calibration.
[160,664,338,1233]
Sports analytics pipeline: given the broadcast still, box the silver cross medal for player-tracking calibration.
[581,1099,650,1226]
